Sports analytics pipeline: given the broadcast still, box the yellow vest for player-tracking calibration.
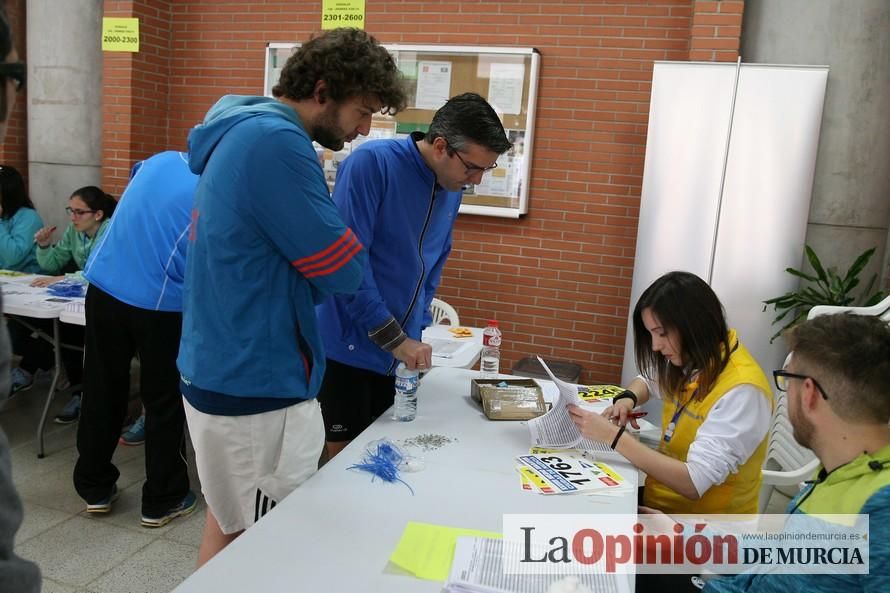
[643,330,773,515]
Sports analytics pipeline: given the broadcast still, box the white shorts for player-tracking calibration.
[183,397,324,534]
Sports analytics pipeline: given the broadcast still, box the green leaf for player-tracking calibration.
[785,268,820,283]
[842,247,876,285]
[805,245,828,283]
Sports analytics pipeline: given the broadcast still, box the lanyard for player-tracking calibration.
[663,381,699,443]
[663,339,740,444]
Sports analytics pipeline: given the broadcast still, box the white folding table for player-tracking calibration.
[0,273,85,457]
[172,367,637,593]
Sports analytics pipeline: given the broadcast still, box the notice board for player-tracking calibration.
[265,43,541,218]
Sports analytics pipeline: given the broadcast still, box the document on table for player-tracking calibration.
[444,536,630,593]
[526,357,626,461]
[428,338,473,359]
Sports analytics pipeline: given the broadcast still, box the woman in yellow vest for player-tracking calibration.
[569,271,773,515]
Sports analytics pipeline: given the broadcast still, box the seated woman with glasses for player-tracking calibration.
[33,185,117,285]
[24,186,117,422]
[568,271,774,516]
[0,165,43,273]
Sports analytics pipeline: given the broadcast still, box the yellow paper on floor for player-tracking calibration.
[389,521,501,581]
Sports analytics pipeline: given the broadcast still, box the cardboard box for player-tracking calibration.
[470,378,547,421]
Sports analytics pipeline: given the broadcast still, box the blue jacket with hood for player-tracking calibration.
[316,132,462,376]
[85,151,197,312]
[178,96,366,415]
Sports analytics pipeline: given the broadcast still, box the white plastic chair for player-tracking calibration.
[758,294,890,512]
[429,297,460,327]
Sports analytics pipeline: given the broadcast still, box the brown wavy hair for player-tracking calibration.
[272,28,407,115]
[633,271,731,400]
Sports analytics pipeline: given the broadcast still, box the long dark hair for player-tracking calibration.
[632,271,731,399]
[71,185,116,221]
[0,164,34,219]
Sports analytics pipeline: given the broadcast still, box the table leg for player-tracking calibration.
[36,319,62,458]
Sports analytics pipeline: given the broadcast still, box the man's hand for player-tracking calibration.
[30,275,64,288]
[392,338,432,371]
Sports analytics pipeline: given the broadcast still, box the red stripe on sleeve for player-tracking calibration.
[291,228,356,268]
[303,240,363,279]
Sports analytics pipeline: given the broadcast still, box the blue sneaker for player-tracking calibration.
[119,414,145,446]
[54,392,81,424]
[86,484,119,514]
[9,367,33,396]
[141,491,197,528]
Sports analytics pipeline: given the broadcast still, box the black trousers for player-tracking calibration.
[73,284,189,516]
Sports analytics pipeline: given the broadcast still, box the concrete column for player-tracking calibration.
[26,0,103,234]
[741,0,890,295]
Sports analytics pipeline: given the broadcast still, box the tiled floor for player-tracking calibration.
[1,371,204,593]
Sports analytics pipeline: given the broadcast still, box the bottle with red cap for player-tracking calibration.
[480,319,502,379]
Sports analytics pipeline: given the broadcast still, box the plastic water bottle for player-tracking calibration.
[480,319,502,379]
[392,362,419,421]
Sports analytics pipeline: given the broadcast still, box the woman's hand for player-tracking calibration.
[33,225,57,247]
[567,404,621,444]
[30,275,64,288]
[600,397,640,429]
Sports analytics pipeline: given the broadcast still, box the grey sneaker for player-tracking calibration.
[54,393,81,424]
[141,491,197,528]
[9,367,33,396]
[86,484,119,514]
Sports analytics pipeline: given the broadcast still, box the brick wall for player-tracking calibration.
[94,0,745,383]
[0,0,27,172]
[101,0,173,197]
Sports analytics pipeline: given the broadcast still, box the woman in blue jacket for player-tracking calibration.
[0,165,42,272]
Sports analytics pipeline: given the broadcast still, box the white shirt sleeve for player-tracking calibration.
[638,375,661,401]
[684,384,772,497]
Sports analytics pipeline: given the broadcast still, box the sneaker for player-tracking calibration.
[9,367,33,396]
[86,484,119,514]
[119,414,145,446]
[141,491,197,528]
[54,392,82,424]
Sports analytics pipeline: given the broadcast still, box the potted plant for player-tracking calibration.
[763,245,886,341]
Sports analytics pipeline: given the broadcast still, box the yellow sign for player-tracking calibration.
[102,18,139,52]
[321,0,365,30]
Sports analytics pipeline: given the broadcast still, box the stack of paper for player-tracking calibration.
[444,537,631,593]
[429,337,472,359]
[515,448,632,497]
[526,358,627,462]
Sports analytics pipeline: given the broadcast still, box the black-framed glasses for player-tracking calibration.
[65,207,95,217]
[773,370,829,400]
[445,142,497,174]
[0,62,26,92]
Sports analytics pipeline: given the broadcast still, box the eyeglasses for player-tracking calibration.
[0,62,26,92]
[65,207,96,217]
[445,142,497,174]
[772,370,829,400]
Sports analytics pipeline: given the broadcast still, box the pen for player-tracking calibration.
[610,410,648,421]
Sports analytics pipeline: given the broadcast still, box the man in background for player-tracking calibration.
[316,92,512,459]
[177,28,407,566]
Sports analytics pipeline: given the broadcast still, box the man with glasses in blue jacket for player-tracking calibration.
[316,93,512,460]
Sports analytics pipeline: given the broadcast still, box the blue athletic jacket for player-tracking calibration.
[85,151,198,312]
[178,96,366,414]
[316,132,462,376]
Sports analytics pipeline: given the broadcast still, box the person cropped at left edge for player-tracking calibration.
[316,93,512,461]
[0,165,43,273]
[177,28,407,567]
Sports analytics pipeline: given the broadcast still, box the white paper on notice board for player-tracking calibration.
[488,62,525,115]
[415,60,452,110]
